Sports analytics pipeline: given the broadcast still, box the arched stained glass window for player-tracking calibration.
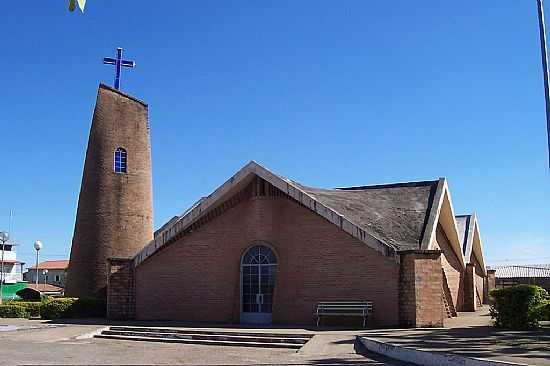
[114,147,127,173]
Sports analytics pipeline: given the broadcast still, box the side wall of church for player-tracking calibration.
[134,195,400,327]
[432,224,464,311]
[472,254,485,304]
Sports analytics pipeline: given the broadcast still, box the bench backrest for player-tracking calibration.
[316,301,373,314]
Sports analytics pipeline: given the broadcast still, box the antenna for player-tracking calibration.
[8,210,13,236]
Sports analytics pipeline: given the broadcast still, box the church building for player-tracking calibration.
[67,84,490,328]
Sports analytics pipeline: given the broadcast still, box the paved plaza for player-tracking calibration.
[0,318,412,365]
[361,308,550,366]
[1,309,548,365]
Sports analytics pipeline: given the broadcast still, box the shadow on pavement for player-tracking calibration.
[360,324,550,365]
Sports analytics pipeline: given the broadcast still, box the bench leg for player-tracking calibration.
[363,316,366,328]
[317,315,320,327]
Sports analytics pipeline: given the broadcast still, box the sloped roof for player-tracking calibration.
[297,181,439,251]
[26,283,64,292]
[455,213,486,274]
[135,161,445,266]
[491,265,550,278]
[29,260,69,270]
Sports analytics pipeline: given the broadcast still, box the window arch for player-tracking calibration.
[114,147,127,173]
[241,245,277,265]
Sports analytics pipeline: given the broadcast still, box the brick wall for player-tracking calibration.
[433,224,464,311]
[134,189,400,327]
[472,255,485,304]
[399,250,444,327]
[463,263,476,311]
[107,257,136,320]
[67,84,153,299]
[485,269,495,303]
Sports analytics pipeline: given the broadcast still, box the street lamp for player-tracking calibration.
[0,231,9,305]
[33,240,43,286]
[42,269,48,287]
[536,0,550,172]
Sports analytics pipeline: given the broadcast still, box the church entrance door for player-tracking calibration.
[240,245,277,325]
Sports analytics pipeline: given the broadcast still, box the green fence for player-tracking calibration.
[0,283,26,300]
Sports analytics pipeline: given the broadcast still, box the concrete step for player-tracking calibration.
[101,329,310,344]
[94,333,305,349]
[108,326,312,339]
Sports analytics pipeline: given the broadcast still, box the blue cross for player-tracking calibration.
[103,47,135,90]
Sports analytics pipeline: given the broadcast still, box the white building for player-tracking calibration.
[26,260,69,288]
[0,241,23,284]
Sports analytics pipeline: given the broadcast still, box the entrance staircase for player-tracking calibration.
[94,326,313,349]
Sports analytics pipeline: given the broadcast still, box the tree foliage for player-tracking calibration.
[490,285,550,329]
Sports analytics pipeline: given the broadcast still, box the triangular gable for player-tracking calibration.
[420,179,466,268]
[455,215,471,255]
[134,161,399,267]
[464,214,487,276]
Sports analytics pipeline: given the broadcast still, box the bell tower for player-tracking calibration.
[65,83,153,298]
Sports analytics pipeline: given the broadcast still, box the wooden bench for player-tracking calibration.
[315,301,373,327]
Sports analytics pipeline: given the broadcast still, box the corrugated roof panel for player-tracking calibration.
[491,265,550,278]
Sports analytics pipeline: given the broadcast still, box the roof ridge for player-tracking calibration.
[335,179,441,191]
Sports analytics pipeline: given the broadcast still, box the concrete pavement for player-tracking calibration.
[0,319,413,365]
[359,308,550,366]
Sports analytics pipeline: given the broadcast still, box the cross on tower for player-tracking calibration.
[103,47,135,90]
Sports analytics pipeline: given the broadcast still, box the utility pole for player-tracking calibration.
[536,0,550,171]
[0,232,9,305]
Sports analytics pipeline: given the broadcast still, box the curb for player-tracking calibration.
[358,336,534,366]
[75,326,110,340]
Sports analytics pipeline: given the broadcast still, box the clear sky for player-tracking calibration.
[0,1,549,269]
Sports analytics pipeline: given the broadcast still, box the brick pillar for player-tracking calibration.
[107,257,136,320]
[463,263,476,311]
[484,269,496,304]
[399,250,444,328]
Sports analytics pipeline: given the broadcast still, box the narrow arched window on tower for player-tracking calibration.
[114,147,127,173]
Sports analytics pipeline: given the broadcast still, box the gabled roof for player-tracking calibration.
[456,213,486,275]
[297,180,439,251]
[421,179,466,269]
[134,161,448,267]
[29,260,69,270]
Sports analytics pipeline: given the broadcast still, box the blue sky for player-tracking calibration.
[0,1,549,268]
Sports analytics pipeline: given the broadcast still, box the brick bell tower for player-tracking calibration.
[65,83,153,299]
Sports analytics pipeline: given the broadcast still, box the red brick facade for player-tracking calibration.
[485,269,496,303]
[399,250,444,327]
[433,224,464,311]
[102,176,487,328]
[463,263,477,311]
[472,255,485,305]
[135,189,401,327]
[107,258,136,320]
